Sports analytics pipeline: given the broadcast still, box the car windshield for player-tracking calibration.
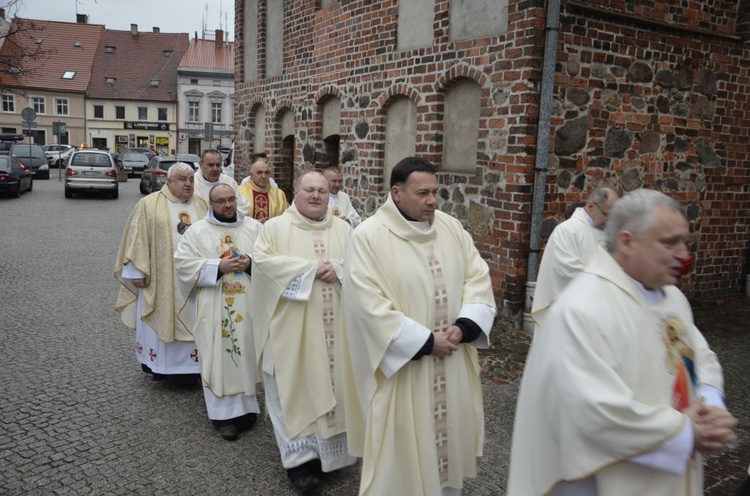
[176,154,199,162]
[0,156,11,171]
[70,153,112,167]
[157,160,179,171]
[121,153,149,163]
[12,146,45,159]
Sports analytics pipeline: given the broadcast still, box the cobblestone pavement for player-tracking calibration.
[1,178,747,495]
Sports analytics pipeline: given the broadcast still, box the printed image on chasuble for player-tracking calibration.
[662,317,697,412]
[253,191,269,221]
[176,211,193,235]
[214,232,247,366]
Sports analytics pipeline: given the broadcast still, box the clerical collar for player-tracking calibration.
[396,204,431,232]
[581,207,596,228]
[629,276,665,304]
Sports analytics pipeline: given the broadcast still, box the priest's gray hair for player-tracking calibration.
[604,189,684,253]
[167,162,195,178]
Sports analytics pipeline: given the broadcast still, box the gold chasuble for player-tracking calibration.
[342,194,496,496]
[238,180,289,222]
[114,185,207,342]
[508,249,725,496]
[251,204,351,440]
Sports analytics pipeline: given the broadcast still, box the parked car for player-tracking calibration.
[42,144,76,168]
[65,150,119,199]
[0,154,33,197]
[119,147,156,159]
[118,151,150,177]
[140,156,195,194]
[11,143,49,179]
[174,153,200,170]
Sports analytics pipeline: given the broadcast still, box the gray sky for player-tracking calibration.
[12,0,235,40]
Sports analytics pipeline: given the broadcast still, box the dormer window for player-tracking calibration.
[6,66,21,75]
[35,38,43,44]
[163,50,173,58]
[150,79,159,87]
[73,41,82,48]
[105,46,116,54]
[105,77,116,85]
[61,71,76,79]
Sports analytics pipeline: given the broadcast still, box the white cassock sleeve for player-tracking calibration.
[122,263,145,280]
[281,261,317,301]
[378,316,432,378]
[197,259,221,287]
[457,302,495,349]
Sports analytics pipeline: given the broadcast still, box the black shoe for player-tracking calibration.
[236,413,258,432]
[217,423,239,441]
[141,364,153,374]
[151,372,166,382]
[287,460,322,493]
[165,373,201,385]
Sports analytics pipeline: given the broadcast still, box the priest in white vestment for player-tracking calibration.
[508,189,738,496]
[323,166,361,228]
[531,187,617,323]
[174,183,262,441]
[342,157,497,496]
[115,162,207,382]
[193,148,250,216]
[251,170,355,493]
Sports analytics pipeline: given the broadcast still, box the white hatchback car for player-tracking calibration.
[65,150,119,199]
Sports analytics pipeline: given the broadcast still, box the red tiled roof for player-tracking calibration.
[179,38,234,72]
[0,18,104,93]
[87,29,189,102]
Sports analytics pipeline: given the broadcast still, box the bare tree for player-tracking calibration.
[0,0,53,95]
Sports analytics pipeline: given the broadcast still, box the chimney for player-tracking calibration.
[76,14,88,24]
[215,29,224,48]
[152,27,160,33]
[130,24,138,36]
[194,31,198,42]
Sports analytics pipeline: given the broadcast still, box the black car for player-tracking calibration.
[140,156,184,194]
[11,143,49,179]
[0,154,33,197]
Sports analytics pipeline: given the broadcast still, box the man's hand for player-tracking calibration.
[431,331,459,357]
[132,278,148,289]
[219,255,250,274]
[315,261,337,284]
[686,400,739,455]
[444,325,463,345]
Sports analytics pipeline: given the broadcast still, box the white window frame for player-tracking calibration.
[188,100,200,123]
[211,101,223,124]
[138,106,148,120]
[157,107,168,121]
[115,105,125,120]
[93,104,104,119]
[31,96,46,114]
[55,98,69,116]
[2,94,15,113]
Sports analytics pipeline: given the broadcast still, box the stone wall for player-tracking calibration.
[234,0,750,327]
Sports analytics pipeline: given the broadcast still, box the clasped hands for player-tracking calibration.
[219,254,251,274]
[431,325,463,357]
[315,260,338,284]
[685,399,738,455]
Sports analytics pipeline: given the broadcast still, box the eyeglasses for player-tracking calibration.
[211,197,237,205]
[592,201,608,218]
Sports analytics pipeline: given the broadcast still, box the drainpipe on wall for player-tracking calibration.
[524,0,562,333]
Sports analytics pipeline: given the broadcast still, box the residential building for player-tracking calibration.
[0,17,104,146]
[87,24,189,155]
[177,29,234,155]
[234,0,750,327]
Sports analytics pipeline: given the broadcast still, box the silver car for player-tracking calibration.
[65,150,119,199]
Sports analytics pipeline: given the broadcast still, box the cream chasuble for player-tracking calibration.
[193,169,250,216]
[237,180,289,222]
[251,204,351,440]
[532,207,604,322]
[174,214,262,398]
[342,194,496,495]
[508,248,725,496]
[328,191,361,228]
[115,185,207,343]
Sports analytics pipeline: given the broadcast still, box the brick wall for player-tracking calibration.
[235,0,750,328]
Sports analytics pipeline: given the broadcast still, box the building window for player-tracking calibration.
[32,96,46,114]
[61,71,76,79]
[2,94,15,112]
[442,79,481,173]
[115,106,125,120]
[188,101,200,122]
[93,105,104,119]
[190,78,198,84]
[211,102,223,124]
[138,107,148,120]
[55,98,69,115]
[157,107,167,121]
